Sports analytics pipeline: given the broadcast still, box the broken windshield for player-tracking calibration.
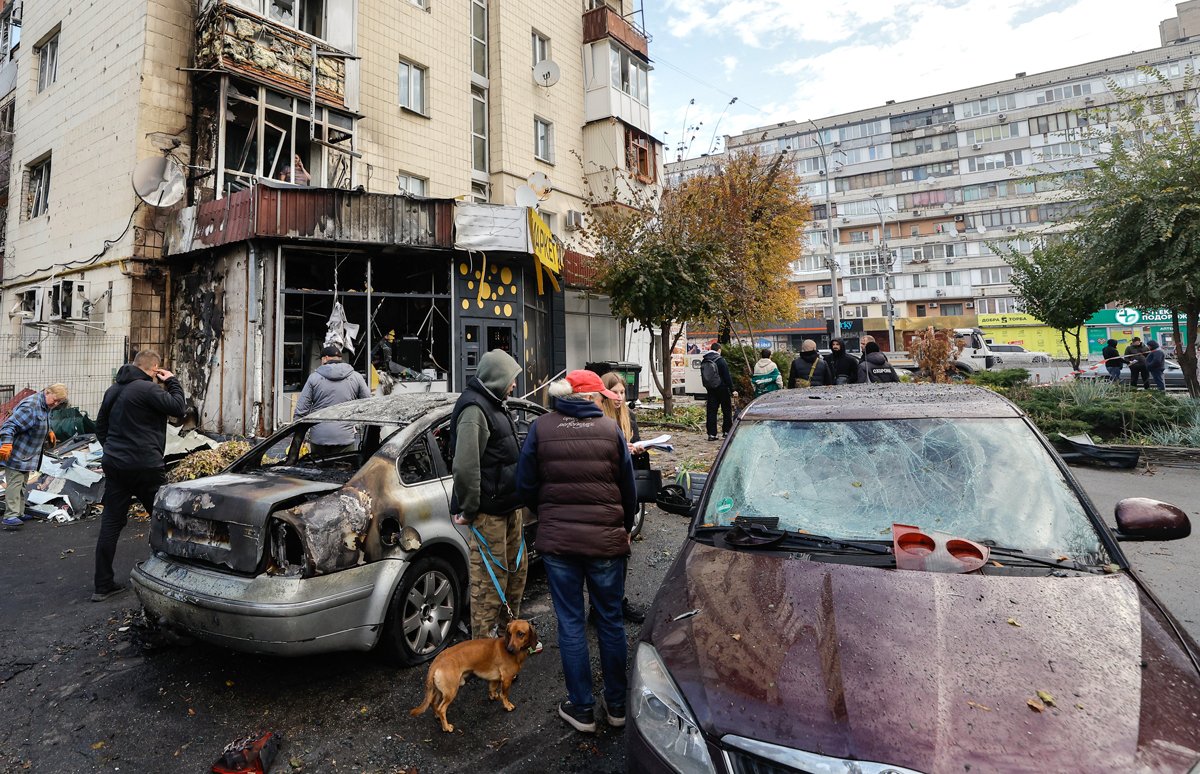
[703,418,1108,562]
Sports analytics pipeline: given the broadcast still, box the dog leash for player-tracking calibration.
[470,525,526,620]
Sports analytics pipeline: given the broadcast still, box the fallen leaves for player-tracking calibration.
[59,548,75,560]
[990,560,1004,568]
[1007,618,1022,627]
[1036,690,1056,707]
[730,633,742,642]
[90,741,106,750]
[1026,698,1045,713]
[966,701,992,711]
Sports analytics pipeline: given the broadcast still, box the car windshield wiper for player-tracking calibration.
[696,520,894,556]
[975,542,1102,573]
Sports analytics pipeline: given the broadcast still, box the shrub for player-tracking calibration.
[1009,381,1191,442]
[969,368,1030,389]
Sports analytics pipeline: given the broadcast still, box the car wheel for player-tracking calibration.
[380,555,462,666]
[631,503,646,540]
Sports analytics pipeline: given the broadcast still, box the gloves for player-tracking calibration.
[0,443,11,461]
[48,431,57,446]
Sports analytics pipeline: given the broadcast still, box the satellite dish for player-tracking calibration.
[532,60,561,88]
[515,185,539,208]
[132,156,185,208]
[527,172,553,199]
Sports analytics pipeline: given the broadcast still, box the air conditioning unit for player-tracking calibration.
[972,143,983,150]
[954,214,965,222]
[1005,226,1017,232]
[870,296,879,302]
[565,210,584,231]
[998,114,1007,123]
[935,289,947,297]
[48,280,91,321]
[929,302,939,308]
[10,287,46,323]
[840,217,850,223]
[913,210,922,216]
[833,140,841,147]
[966,302,975,309]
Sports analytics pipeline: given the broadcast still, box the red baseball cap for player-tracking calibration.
[564,369,620,400]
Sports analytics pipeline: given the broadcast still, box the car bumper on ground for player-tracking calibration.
[131,552,408,656]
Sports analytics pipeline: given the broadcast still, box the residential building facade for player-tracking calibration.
[0,0,661,433]
[668,36,1200,354]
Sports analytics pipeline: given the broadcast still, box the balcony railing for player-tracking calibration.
[583,4,648,59]
[196,2,347,107]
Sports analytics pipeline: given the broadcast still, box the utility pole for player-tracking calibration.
[807,120,840,343]
[871,193,897,352]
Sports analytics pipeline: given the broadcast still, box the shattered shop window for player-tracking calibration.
[704,418,1108,562]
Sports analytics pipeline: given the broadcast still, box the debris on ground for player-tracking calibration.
[168,441,252,483]
[210,731,282,774]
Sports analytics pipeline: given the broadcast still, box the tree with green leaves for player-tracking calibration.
[998,237,1108,373]
[1063,68,1200,395]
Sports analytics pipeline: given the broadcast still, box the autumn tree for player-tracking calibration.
[1063,68,1200,394]
[998,237,1108,372]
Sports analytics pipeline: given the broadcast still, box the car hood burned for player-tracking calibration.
[647,542,1200,773]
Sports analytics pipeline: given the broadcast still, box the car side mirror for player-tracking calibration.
[1114,498,1191,541]
[656,484,693,517]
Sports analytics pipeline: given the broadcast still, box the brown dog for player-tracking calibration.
[409,620,539,733]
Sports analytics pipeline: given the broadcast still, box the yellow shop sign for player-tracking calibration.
[529,209,561,294]
[977,313,1043,328]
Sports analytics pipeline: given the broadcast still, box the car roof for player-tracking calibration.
[742,383,1024,421]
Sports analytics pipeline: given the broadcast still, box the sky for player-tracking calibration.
[642,0,1185,161]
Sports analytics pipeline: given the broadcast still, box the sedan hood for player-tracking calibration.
[152,473,341,573]
[649,543,1200,773]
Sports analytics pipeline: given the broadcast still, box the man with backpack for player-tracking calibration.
[788,340,834,389]
[700,343,736,441]
[857,341,900,383]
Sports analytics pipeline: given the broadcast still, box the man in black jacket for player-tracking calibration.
[701,343,736,441]
[93,350,187,601]
[789,339,834,388]
[824,338,859,385]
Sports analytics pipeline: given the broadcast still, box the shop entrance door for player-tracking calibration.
[459,319,519,392]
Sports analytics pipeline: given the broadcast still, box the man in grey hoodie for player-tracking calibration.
[450,349,529,638]
[294,345,371,456]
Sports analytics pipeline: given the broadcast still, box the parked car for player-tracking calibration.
[986,342,1053,364]
[1078,357,1194,390]
[635,384,1199,773]
[133,393,645,664]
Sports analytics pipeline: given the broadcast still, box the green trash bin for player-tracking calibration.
[585,361,642,402]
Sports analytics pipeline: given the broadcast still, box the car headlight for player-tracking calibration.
[631,642,716,774]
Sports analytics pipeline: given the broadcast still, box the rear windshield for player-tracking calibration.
[703,418,1107,562]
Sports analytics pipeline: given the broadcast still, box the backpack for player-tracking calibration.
[700,358,723,389]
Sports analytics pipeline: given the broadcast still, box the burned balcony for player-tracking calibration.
[197,2,348,108]
[582,3,649,60]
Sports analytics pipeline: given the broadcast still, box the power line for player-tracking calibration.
[652,55,769,116]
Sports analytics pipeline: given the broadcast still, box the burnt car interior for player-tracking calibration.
[236,421,403,483]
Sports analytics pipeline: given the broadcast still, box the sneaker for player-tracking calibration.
[622,599,646,624]
[2,516,22,530]
[558,701,596,733]
[707,435,718,442]
[18,513,36,522]
[599,698,626,728]
[90,584,128,603]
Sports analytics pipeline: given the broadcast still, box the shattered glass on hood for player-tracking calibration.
[705,418,1108,562]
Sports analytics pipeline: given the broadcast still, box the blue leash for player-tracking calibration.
[470,525,526,618]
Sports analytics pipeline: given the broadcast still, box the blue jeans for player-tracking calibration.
[543,554,627,710]
[1149,369,1166,391]
[1106,366,1123,383]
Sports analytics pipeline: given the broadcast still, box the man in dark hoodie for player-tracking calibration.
[1145,340,1167,391]
[517,369,637,734]
[450,349,528,638]
[93,350,188,601]
[857,341,900,383]
[789,339,834,388]
[1101,338,1123,383]
[293,345,371,455]
[1124,337,1151,389]
[701,343,736,441]
[824,338,859,385]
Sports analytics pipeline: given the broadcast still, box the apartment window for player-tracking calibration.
[1027,112,1079,136]
[939,303,964,316]
[978,266,1013,284]
[398,59,427,114]
[965,123,1021,145]
[532,31,550,65]
[816,284,833,298]
[625,126,657,182]
[27,156,51,218]
[471,0,487,78]
[847,250,883,276]
[892,133,956,157]
[912,273,932,288]
[979,296,1019,314]
[471,88,488,175]
[410,0,428,8]
[916,304,928,317]
[1035,82,1091,105]
[848,229,872,244]
[262,0,325,38]
[970,207,1033,230]
[397,172,428,196]
[540,211,558,235]
[37,33,59,93]
[965,150,1024,173]
[940,271,966,286]
[891,107,954,132]
[534,117,554,163]
[847,276,884,293]
[471,181,489,203]
[961,94,1017,118]
[797,254,825,272]
[1,5,20,61]
[843,305,868,318]
[610,44,649,104]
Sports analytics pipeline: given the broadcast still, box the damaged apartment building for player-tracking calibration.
[0,0,662,435]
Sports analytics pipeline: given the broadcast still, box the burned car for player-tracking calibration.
[632,384,1200,773]
[132,393,552,665]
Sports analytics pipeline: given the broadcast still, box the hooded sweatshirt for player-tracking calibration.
[450,350,523,521]
[1101,340,1121,366]
[294,361,371,446]
[752,357,784,394]
[1124,341,1148,367]
[824,339,860,383]
[1145,342,1166,372]
[96,364,188,471]
[789,349,834,387]
[856,344,899,384]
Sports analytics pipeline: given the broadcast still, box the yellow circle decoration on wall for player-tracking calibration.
[480,281,492,299]
[494,305,501,315]
[474,270,481,279]
[468,281,475,290]
[459,263,468,275]
[461,299,470,310]
[477,299,484,309]
[503,303,513,317]
[497,286,504,296]
[490,265,498,276]
[510,285,517,295]
[500,267,513,284]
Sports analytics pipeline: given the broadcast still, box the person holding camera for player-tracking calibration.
[93,350,187,602]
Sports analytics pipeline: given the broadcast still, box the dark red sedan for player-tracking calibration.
[633,384,1199,773]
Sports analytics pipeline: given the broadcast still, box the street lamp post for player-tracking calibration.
[871,193,897,352]
[807,120,840,343]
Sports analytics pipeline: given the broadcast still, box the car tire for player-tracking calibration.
[631,503,646,540]
[380,555,462,666]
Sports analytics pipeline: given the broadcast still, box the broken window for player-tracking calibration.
[625,126,657,183]
[36,32,58,93]
[398,438,435,485]
[26,155,50,218]
[219,77,355,195]
[704,418,1109,562]
[240,421,401,482]
[1,4,21,61]
[252,0,325,38]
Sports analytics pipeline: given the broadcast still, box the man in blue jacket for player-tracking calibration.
[0,384,68,528]
[293,345,370,456]
[1145,340,1167,391]
[93,350,187,601]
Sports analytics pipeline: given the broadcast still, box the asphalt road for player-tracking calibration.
[0,440,1195,773]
